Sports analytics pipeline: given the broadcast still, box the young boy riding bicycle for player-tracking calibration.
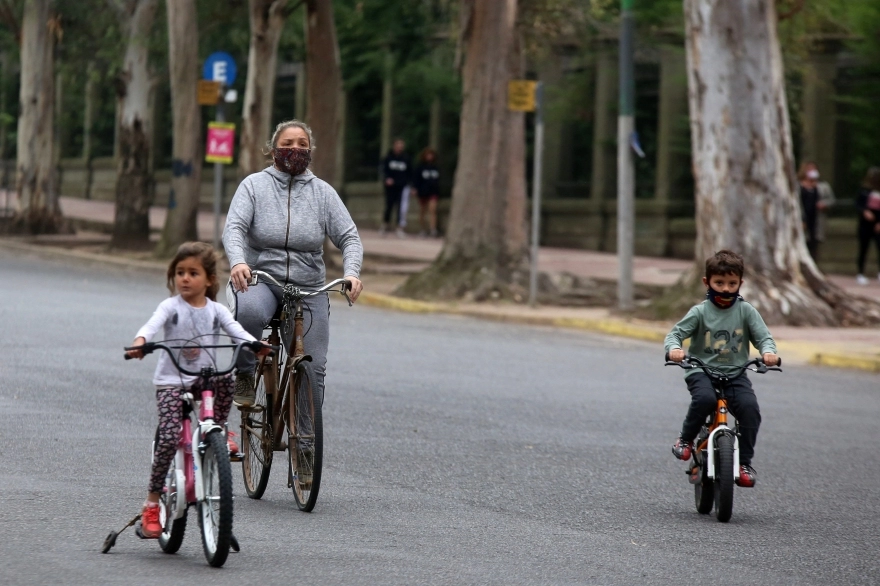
[664,250,779,487]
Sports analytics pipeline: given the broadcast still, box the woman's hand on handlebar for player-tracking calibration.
[762,353,779,366]
[231,263,252,293]
[668,348,686,363]
[344,276,363,303]
[127,337,146,360]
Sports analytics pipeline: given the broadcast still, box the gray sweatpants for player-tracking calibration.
[232,282,330,401]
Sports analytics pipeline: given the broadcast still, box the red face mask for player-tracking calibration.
[273,147,312,175]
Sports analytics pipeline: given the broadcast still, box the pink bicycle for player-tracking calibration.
[103,340,270,567]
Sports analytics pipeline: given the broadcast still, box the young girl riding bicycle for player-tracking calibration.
[127,242,269,539]
[664,250,779,488]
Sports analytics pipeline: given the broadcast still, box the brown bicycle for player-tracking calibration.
[233,270,352,511]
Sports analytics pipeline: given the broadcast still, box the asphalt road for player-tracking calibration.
[1,248,878,585]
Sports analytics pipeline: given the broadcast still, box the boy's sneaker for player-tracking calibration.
[737,464,757,487]
[672,437,693,461]
[139,503,162,539]
[856,274,869,286]
[227,431,242,462]
[233,373,255,407]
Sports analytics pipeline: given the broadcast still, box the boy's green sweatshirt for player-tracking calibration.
[664,299,777,379]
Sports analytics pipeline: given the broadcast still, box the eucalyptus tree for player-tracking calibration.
[13,0,62,233]
[683,0,879,325]
[157,0,202,256]
[399,0,530,301]
[304,0,342,185]
[108,0,160,249]
[238,0,290,178]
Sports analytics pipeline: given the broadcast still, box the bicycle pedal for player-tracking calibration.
[134,522,146,540]
[229,452,243,462]
[687,466,701,485]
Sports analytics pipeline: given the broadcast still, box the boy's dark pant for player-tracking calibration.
[681,372,761,466]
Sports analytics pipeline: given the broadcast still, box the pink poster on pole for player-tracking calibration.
[205,122,235,164]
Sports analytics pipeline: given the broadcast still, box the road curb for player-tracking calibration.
[810,353,880,373]
[0,238,168,272]
[4,237,877,374]
[359,291,669,343]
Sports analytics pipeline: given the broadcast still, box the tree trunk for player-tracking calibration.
[13,0,63,234]
[683,0,879,326]
[398,0,528,301]
[238,0,288,178]
[157,0,202,257]
[305,0,342,186]
[112,0,159,249]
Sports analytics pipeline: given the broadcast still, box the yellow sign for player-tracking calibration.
[508,80,537,112]
[197,80,221,106]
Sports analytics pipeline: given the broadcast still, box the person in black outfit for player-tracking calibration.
[855,166,880,285]
[412,147,441,237]
[797,161,834,261]
[381,139,411,238]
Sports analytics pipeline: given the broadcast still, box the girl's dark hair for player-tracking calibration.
[705,249,745,279]
[862,167,880,191]
[418,147,437,164]
[166,241,220,301]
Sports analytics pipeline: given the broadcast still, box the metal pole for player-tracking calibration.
[617,0,636,311]
[529,82,545,307]
[213,91,225,251]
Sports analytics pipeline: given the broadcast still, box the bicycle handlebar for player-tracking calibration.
[249,270,353,306]
[664,353,782,377]
[123,340,277,377]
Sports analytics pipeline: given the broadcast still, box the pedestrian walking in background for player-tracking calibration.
[855,166,880,285]
[798,161,835,261]
[412,147,441,237]
[381,138,411,238]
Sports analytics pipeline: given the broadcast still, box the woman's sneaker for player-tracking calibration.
[737,464,757,487]
[856,274,869,286]
[672,437,693,460]
[139,503,162,539]
[233,373,255,407]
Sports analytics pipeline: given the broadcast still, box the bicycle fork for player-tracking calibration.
[698,399,741,481]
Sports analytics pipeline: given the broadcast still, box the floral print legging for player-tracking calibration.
[148,375,234,493]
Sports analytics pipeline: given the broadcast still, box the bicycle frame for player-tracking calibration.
[246,272,350,452]
[700,398,740,481]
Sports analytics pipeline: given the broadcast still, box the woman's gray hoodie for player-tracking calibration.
[222,166,363,288]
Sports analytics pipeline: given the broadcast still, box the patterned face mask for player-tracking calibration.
[707,286,740,309]
[273,147,312,175]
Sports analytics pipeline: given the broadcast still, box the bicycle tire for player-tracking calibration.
[713,433,735,523]
[694,454,714,515]
[153,427,187,553]
[241,357,275,499]
[199,431,234,567]
[288,361,323,512]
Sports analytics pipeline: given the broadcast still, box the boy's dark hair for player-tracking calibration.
[166,241,220,301]
[705,249,745,279]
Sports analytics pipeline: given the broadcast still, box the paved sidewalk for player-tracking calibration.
[5,196,876,373]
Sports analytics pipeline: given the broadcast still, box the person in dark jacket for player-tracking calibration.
[797,161,835,261]
[381,139,411,238]
[412,147,441,237]
[855,166,880,285]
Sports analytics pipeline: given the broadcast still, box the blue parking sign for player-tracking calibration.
[203,52,237,85]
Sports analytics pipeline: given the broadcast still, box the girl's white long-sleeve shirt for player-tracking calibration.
[135,296,257,388]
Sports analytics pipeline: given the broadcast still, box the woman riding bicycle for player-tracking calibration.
[223,120,364,407]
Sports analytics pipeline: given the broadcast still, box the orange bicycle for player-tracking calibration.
[665,354,782,522]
